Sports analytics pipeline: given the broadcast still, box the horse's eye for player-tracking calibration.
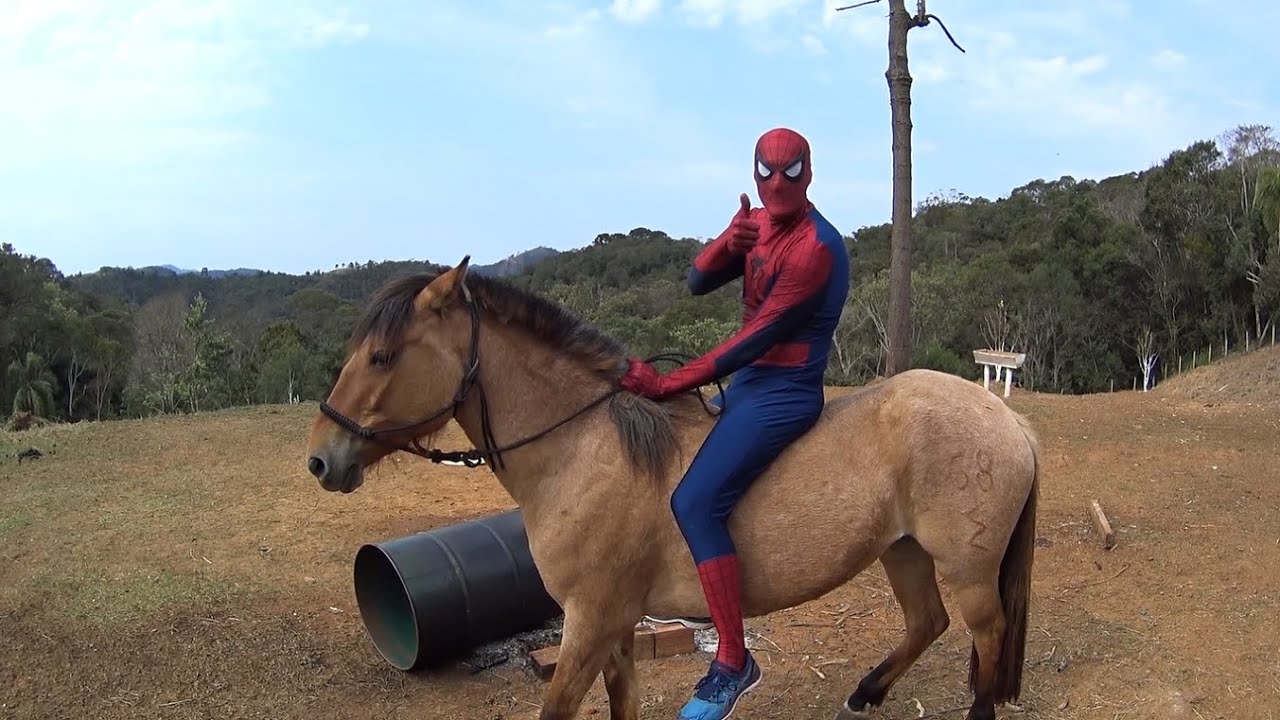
[370,350,393,368]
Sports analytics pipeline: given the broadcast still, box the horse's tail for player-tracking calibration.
[970,413,1039,704]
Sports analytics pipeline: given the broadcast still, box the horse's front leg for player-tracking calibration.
[602,629,640,720]
[539,600,637,720]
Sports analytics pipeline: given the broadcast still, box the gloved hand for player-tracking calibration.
[726,193,759,255]
[618,357,669,400]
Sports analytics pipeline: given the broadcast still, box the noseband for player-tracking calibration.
[318,280,617,470]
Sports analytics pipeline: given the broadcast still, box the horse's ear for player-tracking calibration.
[416,256,472,313]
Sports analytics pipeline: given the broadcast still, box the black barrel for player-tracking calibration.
[352,509,563,671]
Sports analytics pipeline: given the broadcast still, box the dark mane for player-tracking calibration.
[349,266,685,479]
[350,267,626,370]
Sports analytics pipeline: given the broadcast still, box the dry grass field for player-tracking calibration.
[3,349,1279,720]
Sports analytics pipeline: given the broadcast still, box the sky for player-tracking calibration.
[0,0,1274,277]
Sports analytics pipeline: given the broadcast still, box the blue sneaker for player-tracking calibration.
[678,654,762,720]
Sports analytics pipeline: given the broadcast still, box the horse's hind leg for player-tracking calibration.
[950,579,1005,720]
[837,537,950,719]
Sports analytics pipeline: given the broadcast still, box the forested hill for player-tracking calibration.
[69,246,562,316]
[3,124,1279,425]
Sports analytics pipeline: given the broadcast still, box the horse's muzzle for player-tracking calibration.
[307,449,363,493]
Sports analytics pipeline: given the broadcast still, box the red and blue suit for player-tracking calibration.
[619,128,849,719]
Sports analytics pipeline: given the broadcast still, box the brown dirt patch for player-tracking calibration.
[2,389,1278,720]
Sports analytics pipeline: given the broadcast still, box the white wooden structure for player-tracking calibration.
[972,349,1026,398]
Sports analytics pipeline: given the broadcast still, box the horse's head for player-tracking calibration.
[305,257,477,493]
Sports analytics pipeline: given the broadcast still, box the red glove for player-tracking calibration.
[726,193,759,255]
[618,358,671,400]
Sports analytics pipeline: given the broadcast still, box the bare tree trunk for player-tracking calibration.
[838,0,961,376]
[885,0,914,376]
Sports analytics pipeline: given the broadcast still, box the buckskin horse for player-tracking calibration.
[304,258,1040,720]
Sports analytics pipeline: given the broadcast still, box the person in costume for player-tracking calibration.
[618,127,850,720]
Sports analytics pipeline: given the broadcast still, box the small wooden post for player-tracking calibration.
[1089,499,1116,550]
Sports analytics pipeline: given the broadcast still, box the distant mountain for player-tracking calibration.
[114,247,560,282]
[472,246,561,278]
[68,245,565,315]
[146,265,264,279]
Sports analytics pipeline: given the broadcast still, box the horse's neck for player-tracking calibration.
[451,323,613,507]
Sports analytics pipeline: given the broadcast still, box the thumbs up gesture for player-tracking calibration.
[727,193,759,255]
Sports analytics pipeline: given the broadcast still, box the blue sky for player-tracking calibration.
[0,0,1274,276]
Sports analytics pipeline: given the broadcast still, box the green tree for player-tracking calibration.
[7,352,58,418]
[255,320,312,403]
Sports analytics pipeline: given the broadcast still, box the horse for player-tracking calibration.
[304,257,1040,720]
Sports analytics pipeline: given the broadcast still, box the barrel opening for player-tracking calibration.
[353,544,419,671]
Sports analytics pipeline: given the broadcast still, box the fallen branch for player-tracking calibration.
[1065,563,1131,591]
[808,658,849,679]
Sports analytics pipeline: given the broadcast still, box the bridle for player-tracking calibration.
[318,280,618,470]
[318,278,726,471]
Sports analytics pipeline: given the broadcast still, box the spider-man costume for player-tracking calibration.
[619,127,849,720]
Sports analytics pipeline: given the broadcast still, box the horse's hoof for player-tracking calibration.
[833,705,874,720]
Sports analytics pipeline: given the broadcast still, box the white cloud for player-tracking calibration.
[676,0,811,27]
[962,50,1174,143]
[547,8,602,37]
[292,10,371,47]
[610,0,662,23]
[1151,48,1188,70]
[802,34,828,55]
[0,1,372,169]
[821,1,885,48]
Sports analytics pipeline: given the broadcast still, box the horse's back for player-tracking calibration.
[814,369,1031,444]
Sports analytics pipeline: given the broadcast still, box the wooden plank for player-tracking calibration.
[529,624,697,681]
[530,645,559,680]
[649,625,696,659]
[1089,499,1116,549]
[632,625,657,660]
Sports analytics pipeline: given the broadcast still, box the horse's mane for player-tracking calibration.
[349,266,686,480]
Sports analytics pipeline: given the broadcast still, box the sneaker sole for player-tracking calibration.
[643,615,714,630]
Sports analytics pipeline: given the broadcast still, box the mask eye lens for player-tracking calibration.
[783,159,803,178]
[756,160,772,178]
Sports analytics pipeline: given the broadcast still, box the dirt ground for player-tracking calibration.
[3,355,1279,720]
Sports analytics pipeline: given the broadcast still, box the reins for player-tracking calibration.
[319,281,724,471]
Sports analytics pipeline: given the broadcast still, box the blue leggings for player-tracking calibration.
[671,370,824,563]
